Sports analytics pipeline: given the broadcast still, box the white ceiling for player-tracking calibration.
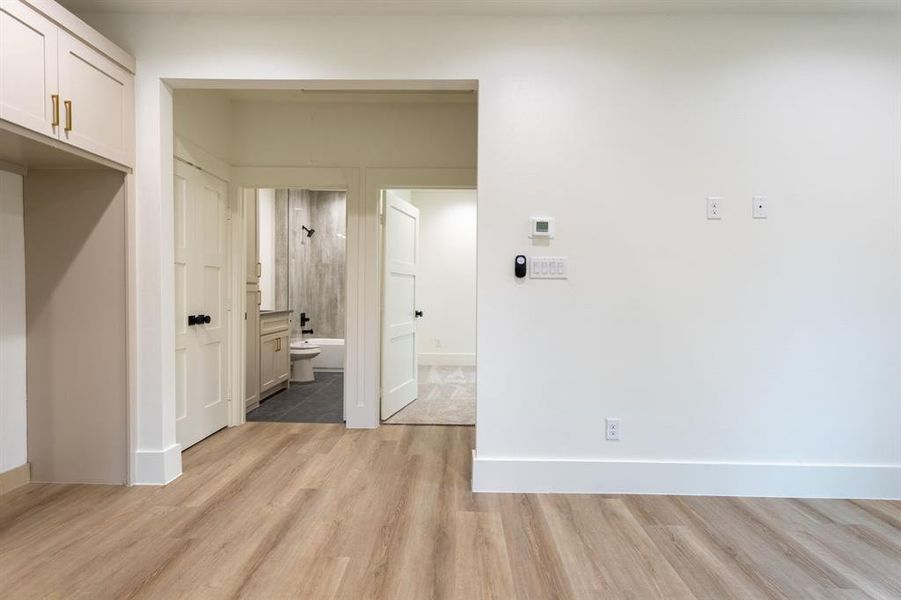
[56,0,901,16]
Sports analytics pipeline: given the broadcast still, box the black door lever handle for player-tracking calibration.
[415,310,423,318]
[188,314,212,326]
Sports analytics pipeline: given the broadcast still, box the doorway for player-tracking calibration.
[380,188,477,426]
[245,187,348,424]
[166,83,477,474]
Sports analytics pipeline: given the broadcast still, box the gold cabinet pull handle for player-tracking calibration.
[51,94,59,127]
[276,338,280,351]
[63,100,72,132]
[257,290,261,306]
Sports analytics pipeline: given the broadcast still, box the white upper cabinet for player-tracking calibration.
[58,30,133,167]
[0,0,134,168]
[0,0,59,138]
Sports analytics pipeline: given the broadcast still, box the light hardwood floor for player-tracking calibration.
[1,423,899,599]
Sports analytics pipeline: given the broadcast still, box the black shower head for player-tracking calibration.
[302,226,315,238]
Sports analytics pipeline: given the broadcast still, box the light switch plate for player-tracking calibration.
[752,196,768,219]
[530,256,567,279]
[707,196,722,220]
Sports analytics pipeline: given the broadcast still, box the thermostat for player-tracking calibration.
[530,217,555,239]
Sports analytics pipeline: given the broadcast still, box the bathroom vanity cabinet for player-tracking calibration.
[260,310,292,400]
[0,0,135,169]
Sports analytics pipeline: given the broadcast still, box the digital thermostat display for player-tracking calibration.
[530,217,555,239]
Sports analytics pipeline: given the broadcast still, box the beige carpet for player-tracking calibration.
[384,365,475,425]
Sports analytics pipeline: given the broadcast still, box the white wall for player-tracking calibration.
[230,96,476,168]
[173,90,233,163]
[257,188,276,310]
[80,11,901,496]
[0,170,26,474]
[409,189,477,366]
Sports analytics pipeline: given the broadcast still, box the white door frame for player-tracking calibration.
[135,79,478,484]
[229,167,359,426]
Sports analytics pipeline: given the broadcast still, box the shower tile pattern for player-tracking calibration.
[288,190,346,340]
[384,366,476,425]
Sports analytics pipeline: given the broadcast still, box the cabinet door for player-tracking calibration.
[58,29,134,166]
[260,333,279,392]
[244,286,260,411]
[245,189,259,284]
[274,334,291,384]
[0,0,59,138]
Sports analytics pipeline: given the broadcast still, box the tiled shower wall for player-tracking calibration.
[274,189,346,340]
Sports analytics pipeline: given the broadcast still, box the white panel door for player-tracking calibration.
[381,192,420,420]
[58,29,134,166]
[0,0,59,138]
[175,160,229,450]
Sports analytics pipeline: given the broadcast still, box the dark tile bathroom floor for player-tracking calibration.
[247,372,344,423]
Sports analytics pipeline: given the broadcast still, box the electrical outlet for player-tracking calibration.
[605,418,621,441]
[707,197,722,220]
[434,338,442,349]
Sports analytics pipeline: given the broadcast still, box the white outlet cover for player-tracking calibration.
[707,196,722,220]
[606,418,621,441]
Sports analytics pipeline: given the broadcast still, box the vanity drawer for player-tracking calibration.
[260,313,291,335]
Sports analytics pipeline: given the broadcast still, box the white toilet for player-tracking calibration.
[290,341,321,383]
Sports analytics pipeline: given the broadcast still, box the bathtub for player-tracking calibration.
[306,338,344,372]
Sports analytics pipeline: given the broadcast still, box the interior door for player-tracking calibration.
[381,192,420,420]
[175,159,229,450]
[0,0,59,138]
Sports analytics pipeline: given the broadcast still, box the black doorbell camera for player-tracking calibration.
[514,255,527,278]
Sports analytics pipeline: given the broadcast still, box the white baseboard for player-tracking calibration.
[418,352,475,367]
[134,443,182,485]
[472,453,901,499]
